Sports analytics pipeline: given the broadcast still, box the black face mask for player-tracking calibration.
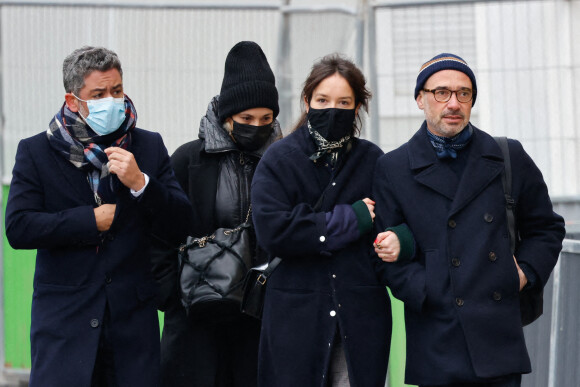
[231,121,274,151]
[307,107,356,141]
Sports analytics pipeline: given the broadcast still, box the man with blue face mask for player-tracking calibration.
[72,93,126,136]
[5,46,193,387]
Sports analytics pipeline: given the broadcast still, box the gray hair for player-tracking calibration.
[62,46,123,95]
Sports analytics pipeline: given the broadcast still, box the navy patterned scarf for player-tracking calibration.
[426,124,473,159]
[47,95,138,204]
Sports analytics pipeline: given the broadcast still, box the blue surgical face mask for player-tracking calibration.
[74,94,126,136]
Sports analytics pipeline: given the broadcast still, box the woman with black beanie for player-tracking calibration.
[152,41,281,387]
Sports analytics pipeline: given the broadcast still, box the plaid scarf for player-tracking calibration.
[307,120,351,166]
[426,124,473,159]
[47,95,138,204]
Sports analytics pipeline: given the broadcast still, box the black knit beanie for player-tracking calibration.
[218,41,279,123]
[414,53,477,106]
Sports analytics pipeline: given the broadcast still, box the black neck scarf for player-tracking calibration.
[307,120,351,168]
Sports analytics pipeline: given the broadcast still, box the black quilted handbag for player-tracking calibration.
[178,207,253,317]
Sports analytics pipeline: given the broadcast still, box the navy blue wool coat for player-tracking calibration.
[373,124,565,385]
[251,126,391,387]
[5,128,193,387]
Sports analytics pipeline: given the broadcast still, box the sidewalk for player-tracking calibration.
[0,371,28,387]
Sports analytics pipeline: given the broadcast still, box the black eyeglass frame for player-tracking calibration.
[422,88,475,103]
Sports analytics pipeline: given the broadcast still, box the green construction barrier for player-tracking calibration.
[2,184,34,370]
[388,289,415,387]
[2,184,413,386]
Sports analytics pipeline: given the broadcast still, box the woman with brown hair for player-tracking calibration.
[251,54,414,386]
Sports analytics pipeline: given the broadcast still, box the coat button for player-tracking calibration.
[484,213,494,222]
[319,236,326,242]
[105,276,112,284]
[455,298,464,307]
[489,252,497,261]
[493,291,502,301]
[330,310,336,317]
[451,258,461,267]
[448,219,457,228]
[90,319,99,328]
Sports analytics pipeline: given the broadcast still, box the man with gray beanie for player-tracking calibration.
[372,53,565,386]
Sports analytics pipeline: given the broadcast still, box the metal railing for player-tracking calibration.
[523,239,580,387]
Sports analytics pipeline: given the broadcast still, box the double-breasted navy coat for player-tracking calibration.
[372,124,565,385]
[251,126,392,387]
[5,128,192,387]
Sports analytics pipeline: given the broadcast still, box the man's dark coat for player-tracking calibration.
[373,124,565,385]
[5,128,193,387]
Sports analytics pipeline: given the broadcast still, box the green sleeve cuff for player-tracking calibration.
[351,200,373,235]
[385,224,415,262]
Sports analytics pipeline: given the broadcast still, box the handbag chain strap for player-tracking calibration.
[180,206,252,250]
[223,205,252,236]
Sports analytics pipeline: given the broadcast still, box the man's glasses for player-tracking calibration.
[422,88,474,103]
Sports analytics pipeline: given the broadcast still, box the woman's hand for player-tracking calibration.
[373,231,400,262]
[362,198,375,221]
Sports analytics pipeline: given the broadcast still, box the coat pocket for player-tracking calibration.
[424,249,452,309]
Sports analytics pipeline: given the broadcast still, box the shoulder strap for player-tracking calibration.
[494,136,516,254]
[262,256,282,278]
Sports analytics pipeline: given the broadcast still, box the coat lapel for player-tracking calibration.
[408,123,457,201]
[448,128,504,215]
[407,124,504,213]
[49,145,96,205]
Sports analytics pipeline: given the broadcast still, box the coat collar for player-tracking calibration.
[407,122,505,215]
[199,95,282,157]
[293,124,359,161]
[295,124,319,157]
